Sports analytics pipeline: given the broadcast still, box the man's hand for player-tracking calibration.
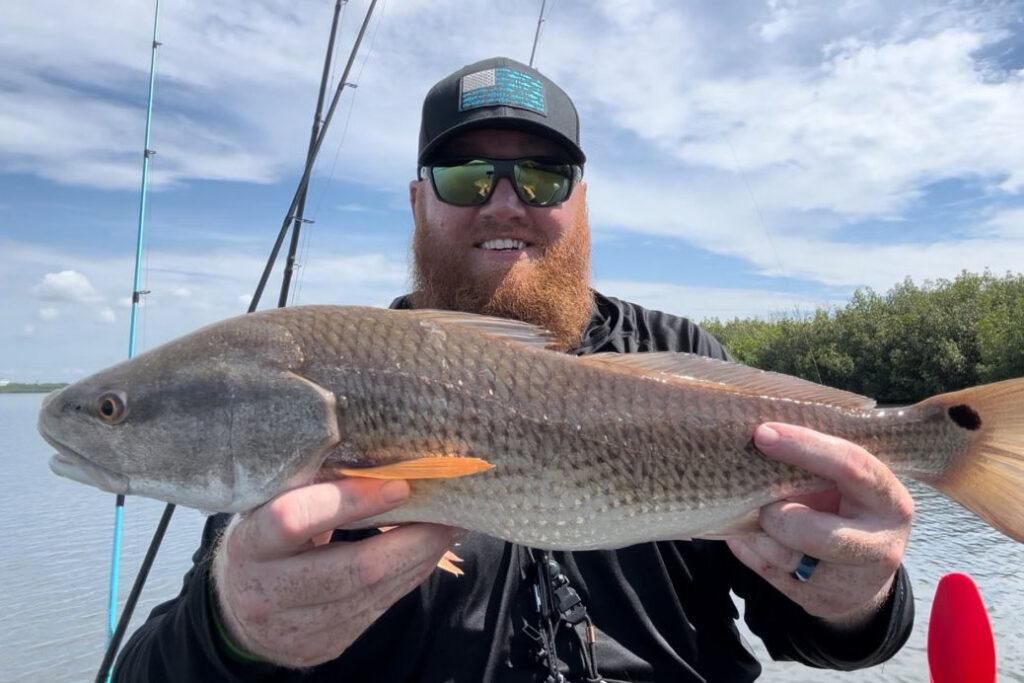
[726,423,914,628]
[211,478,465,668]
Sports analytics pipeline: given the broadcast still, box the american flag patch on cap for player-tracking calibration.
[460,67,547,115]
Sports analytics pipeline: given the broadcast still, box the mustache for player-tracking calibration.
[469,219,546,244]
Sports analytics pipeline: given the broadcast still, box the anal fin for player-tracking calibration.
[436,550,464,577]
[377,526,465,577]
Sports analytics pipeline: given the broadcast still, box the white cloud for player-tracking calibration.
[38,307,59,321]
[759,0,801,42]
[978,207,1024,238]
[744,235,1024,291]
[31,270,104,304]
[3,238,410,381]
[3,0,1024,378]
[4,0,1021,225]
[0,0,338,189]
[578,27,1023,219]
[595,279,845,321]
[336,203,381,213]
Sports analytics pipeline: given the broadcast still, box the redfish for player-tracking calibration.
[38,306,1024,548]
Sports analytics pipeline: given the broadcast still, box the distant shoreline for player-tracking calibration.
[0,383,67,394]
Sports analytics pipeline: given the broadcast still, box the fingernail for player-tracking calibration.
[756,425,780,447]
[381,480,409,504]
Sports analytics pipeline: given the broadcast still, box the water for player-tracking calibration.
[2,394,207,682]
[739,484,1024,682]
[4,393,1022,681]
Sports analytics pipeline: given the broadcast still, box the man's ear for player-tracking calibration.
[409,179,421,212]
[574,179,587,204]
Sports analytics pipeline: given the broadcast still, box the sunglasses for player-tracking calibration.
[421,157,581,207]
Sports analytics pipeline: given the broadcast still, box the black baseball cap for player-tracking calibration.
[417,56,585,168]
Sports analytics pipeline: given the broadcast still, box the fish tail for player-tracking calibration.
[918,377,1024,542]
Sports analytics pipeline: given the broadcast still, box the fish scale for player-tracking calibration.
[38,305,1024,548]
[278,308,920,546]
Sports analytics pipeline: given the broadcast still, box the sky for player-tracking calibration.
[2,0,1023,382]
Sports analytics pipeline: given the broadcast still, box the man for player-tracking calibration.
[115,57,914,681]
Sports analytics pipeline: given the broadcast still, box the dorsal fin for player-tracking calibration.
[403,309,559,350]
[580,352,876,410]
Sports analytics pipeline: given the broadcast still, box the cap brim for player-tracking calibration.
[418,117,586,166]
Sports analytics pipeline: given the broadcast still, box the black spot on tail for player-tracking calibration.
[948,404,982,430]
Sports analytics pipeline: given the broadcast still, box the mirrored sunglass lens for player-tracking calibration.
[515,162,571,205]
[432,161,494,205]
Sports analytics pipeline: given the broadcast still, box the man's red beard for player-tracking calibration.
[410,197,593,351]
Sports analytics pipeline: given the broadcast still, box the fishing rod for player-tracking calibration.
[279,0,347,307]
[529,0,547,67]
[103,0,162,660]
[94,3,376,680]
[94,504,174,683]
[95,3,166,679]
[249,0,379,314]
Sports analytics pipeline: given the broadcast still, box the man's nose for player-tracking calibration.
[479,177,526,218]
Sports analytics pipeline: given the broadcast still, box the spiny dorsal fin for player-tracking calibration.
[581,352,876,410]
[403,309,559,350]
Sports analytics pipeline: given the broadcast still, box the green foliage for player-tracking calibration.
[701,271,1024,403]
[0,382,67,393]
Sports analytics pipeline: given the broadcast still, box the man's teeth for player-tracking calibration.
[479,238,528,250]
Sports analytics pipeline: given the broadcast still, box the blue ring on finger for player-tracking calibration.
[791,554,820,582]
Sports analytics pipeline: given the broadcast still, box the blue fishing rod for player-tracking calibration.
[94,2,377,681]
[104,0,162,659]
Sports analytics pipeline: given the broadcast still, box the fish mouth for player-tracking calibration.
[40,429,129,495]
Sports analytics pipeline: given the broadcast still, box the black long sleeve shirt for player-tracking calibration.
[114,292,913,682]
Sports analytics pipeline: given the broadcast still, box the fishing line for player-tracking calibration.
[725,138,824,382]
[141,221,152,354]
[290,225,313,307]
[297,0,389,307]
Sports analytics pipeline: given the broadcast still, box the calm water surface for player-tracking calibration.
[3,393,1022,681]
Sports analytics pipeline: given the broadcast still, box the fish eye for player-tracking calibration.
[96,392,128,424]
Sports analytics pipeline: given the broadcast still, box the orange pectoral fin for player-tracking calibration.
[336,455,494,480]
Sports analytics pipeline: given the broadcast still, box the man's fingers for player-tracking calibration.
[727,537,796,581]
[281,543,445,634]
[244,478,410,560]
[726,535,801,574]
[272,522,462,607]
[758,500,897,565]
[755,423,914,520]
[729,534,901,619]
[281,557,442,671]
